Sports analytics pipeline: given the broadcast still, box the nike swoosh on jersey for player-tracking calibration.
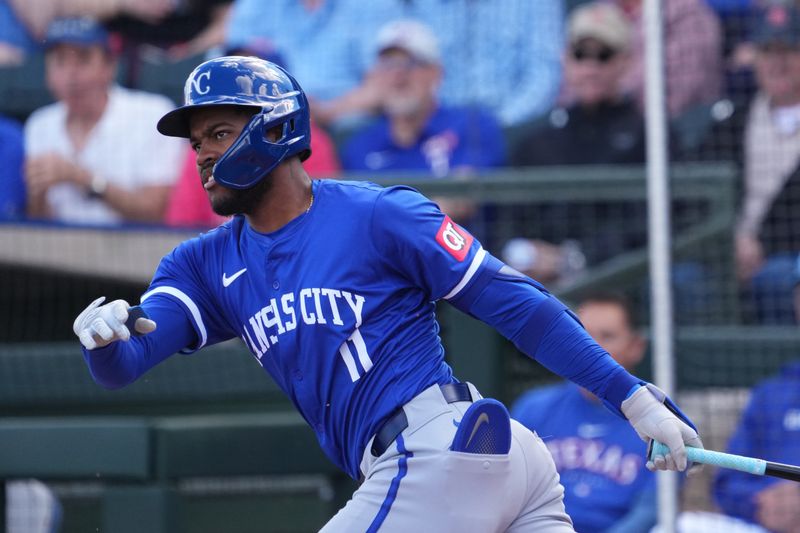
[222,267,247,287]
[465,412,490,448]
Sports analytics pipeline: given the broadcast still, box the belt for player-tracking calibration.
[370,382,474,457]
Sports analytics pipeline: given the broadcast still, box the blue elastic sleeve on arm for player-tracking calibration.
[446,252,504,309]
[448,261,641,416]
[82,296,197,389]
[536,312,640,416]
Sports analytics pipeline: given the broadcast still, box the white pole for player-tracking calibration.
[643,0,678,531]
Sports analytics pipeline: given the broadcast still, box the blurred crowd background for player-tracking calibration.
[4,0,800,328]
[3,0,800,532]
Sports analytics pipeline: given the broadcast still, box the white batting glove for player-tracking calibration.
[621,383,703,472]
[73,297,157,350]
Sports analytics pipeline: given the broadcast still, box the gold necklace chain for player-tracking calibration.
[306,192,314,213]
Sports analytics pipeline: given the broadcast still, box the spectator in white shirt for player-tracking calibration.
[24,17,183,225]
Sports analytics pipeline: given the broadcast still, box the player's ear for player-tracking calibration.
[266,124,283,143]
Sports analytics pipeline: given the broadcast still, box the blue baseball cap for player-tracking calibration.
[750,4,800,47]
[43,17,110,51]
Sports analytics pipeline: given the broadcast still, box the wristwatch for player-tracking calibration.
[87,174,107,199]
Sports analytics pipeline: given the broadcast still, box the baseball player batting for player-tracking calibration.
[72,56,702,532]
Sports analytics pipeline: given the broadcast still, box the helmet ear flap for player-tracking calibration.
[213,108,299,189]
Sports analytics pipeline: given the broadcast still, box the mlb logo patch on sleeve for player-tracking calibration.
[436,216,473,261]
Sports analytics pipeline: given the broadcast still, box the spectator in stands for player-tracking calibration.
[511,1,645,167]
[340,19,506,177]
[104,0,233,62]
[734,3,800,324]
[0,113,25,221]
[511,291,655,533]
[500,238,586,288]
[0,1,37,65]
[340,19,506,228]
[0,0,175,65]
[614,0,723,119]
[713,358,800,531]
[705,0,760,101]
[401,0,563,130]
[24,17,184,225]
[501,2,639,286]
[164,44,341,229]
[224,0,402,133]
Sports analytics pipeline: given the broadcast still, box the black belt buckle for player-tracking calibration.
[370,382,474,457]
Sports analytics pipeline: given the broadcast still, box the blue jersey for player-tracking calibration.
[341,107,506,176]
[713,361,800,523]
[142,180,488,477]
[84,179,640,480]
[512,383,654,532]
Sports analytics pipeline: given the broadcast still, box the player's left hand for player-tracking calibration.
[73,297,157,350]
[621,383,704,472]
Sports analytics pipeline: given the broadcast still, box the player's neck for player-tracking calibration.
[245,163,313,234]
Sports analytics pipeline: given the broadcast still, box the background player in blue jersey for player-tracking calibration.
[72,56,703,532]
[512,292,655,533]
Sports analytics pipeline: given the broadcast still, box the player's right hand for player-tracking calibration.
[73,297,157,350]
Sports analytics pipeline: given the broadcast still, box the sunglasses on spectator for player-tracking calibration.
[376,55,428,71]
[571,45,617,63]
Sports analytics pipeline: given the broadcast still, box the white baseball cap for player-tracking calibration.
[376,19,441,64]
[568,1,631,51]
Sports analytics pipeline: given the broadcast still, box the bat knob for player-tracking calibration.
[125,305,149,336]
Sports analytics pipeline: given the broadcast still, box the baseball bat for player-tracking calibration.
[649,441,800,482]
[125,305,148,336]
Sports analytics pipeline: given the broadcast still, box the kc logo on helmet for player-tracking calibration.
[191,71,212,95]
[436,216,473,262]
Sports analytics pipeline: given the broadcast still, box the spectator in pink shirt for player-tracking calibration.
[615,0,724,118]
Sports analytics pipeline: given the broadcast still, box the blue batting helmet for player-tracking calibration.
[157,56,311,189]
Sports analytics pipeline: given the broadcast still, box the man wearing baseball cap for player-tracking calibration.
[734,3,800,325]
[341,19,505,178]
[512,1,645,167]
[24,16,183,225]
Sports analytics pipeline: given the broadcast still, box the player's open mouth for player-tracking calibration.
[204,176,217,190]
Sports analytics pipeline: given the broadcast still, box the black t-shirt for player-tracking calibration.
[105,0,232,46]
[510,99,647,167]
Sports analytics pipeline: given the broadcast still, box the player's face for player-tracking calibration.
[188,106,266,216]
[45,44,115,114]
[577,301,644,371]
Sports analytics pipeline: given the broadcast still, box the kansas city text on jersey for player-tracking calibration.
[241,287,366,365]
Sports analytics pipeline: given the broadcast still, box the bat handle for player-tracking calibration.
[125,305,149,336]
[650,441,767,476]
